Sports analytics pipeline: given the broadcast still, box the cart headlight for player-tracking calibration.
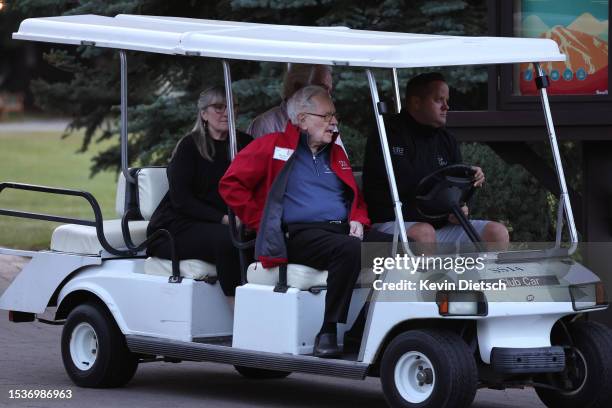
[436,291,487,316]
[570,282,608,311]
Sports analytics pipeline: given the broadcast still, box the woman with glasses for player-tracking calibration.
[220,85,391,358]
[147,86,252,303]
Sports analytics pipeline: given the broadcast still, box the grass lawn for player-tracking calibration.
[0,131,118,250]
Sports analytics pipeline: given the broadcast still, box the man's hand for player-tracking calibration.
[349,221,364,240]
[448,205,469,225]
[472,166,485,187]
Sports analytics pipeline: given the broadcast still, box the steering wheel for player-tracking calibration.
[415,164,476,219]
[414,164,484,247]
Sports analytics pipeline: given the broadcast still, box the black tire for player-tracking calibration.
[61,301,138,388]
[380,329,478,408]
[535,321,612,408]
[234,365,291,379]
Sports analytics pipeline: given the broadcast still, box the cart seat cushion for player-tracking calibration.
[247,262,327,290]
[115,167,169,220]
[142,257,217,280]
[50,219,148,255]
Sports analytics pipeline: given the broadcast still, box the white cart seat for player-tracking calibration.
[50,167,167,255]
[142,257,217,280]
[50,219,148,255]
[247,262,327,290]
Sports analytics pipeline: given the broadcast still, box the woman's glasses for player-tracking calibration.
[206,103,239,114]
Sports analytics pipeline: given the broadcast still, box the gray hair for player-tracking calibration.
[286,85,330,125]
[282,64,332,100]
[172,86,226,162]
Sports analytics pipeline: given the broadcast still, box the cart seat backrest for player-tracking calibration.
[115,167,168,221]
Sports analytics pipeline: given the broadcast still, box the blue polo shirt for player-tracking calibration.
[282,134,349,224]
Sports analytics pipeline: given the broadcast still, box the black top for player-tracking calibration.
[147,131,252,237]
[362,111,462,228]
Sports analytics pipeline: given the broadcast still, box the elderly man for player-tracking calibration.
[246,64,333,138]
[363,72,509,248]
[220,85,389,358]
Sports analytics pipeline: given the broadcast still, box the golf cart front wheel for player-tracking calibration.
[234,365,291,379]
[535,321,612,408]
[380,329,477,408]
[61,301,138,388]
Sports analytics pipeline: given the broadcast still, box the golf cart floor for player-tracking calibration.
[127,334,369,378]
[193,336,361,361]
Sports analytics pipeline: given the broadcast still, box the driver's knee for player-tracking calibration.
[482,221,509,247]
[407,222,436,243]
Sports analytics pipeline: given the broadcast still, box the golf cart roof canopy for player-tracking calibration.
[13,14,565,68]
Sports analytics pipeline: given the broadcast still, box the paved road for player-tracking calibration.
[0,255,544,408]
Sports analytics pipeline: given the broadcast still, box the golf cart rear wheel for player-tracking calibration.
[61,302,138,388]
[380,329,477,408]
[234,365,291,379]
[535,321,612,408]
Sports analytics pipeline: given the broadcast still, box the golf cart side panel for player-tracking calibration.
[232,284,368,355]
[477,302,573,364]
[57,259,233,342]
[0,251,101,313]
[361,301,441,364]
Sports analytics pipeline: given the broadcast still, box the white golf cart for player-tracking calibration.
[1,14,611,408]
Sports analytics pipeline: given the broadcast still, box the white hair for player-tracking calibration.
[286,85,330,125]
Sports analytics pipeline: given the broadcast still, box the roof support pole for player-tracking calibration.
[365,69,412,255]
[534,63,578,249]
[391,68,401,114]
[222,60,238,160]
[119,50,134,184]
[222,59,251,285]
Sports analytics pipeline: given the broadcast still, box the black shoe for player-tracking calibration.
[313,332,341,358]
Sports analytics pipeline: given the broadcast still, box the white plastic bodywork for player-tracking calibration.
[0,250,101,313]
[13,15,565,68]
[359,300,574,365]
[232,284,368,355]
[359,257,605,365]
[56,259,233,342]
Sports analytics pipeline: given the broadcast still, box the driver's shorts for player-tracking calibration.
[372,220,490,244]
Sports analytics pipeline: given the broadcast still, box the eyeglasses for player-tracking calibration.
[304,112,339,122]
[205,103,239,114]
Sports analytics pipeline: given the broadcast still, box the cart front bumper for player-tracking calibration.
[491,346,565,374]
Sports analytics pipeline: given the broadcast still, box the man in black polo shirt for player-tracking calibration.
[362,72,509,248]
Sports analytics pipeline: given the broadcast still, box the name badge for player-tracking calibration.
[273,147,294,161]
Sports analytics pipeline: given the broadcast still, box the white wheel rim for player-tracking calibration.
[69,322,98,371]
[394,351,436,403]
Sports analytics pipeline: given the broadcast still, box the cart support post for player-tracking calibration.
[119,51,134,184]
[534,63,578,248]
[222,60,238,161]
[392,68,401,114]
[365,69,412,255]
[222,60,252,285]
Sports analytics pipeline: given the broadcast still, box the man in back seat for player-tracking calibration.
[220,85,391,358]
[246,64,333,138]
